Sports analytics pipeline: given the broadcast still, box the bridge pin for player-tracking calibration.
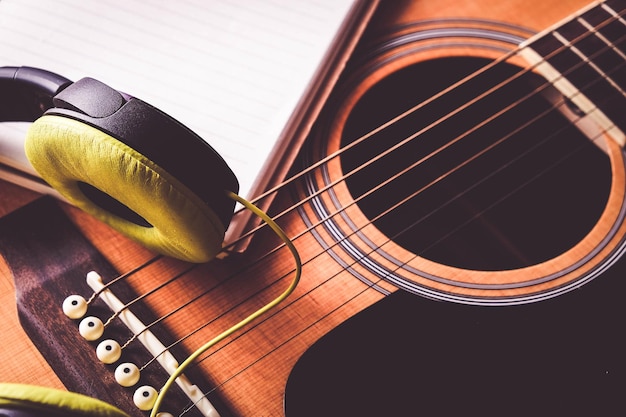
[115,362,140,387]
[96,339,122,364]
[62,294,88,319]
[133,385,158,411]
[78,316,104,341]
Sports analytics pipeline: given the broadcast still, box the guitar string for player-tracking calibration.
[120,267,222,352]
[174,42,626,417]
[180,13,626,412]
[100,12,625,337]
[222,5,626,250]
[189,97,620,413]
[188,126,607,416]
[95,0,620,376]
[143,30,620,412]
[177,131,601,417]
[226,2,626,231]
[84,254,163,306]
[181,8,624,388]
[190,68,615,340]
[138,260,292,371]
[90,3,624,330]
[131,48,622,371]
[83,3,623,304]
[101,263,197,329]
[83,4,625,412]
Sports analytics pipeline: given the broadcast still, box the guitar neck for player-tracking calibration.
[520,0,626,145]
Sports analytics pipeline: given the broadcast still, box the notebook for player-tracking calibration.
[0,0,378,227]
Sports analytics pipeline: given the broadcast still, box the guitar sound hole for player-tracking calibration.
[341,57,612,271]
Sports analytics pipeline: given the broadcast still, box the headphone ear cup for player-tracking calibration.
[0,383,130,417]
[25,115,226,263]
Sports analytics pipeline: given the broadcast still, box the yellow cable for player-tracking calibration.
[150,191,302,417]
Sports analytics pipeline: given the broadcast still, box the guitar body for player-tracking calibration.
[0,0,623,416]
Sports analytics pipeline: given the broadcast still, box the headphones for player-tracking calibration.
[0,383,129,417]
[1,66,304,415]
[1,66,239,263]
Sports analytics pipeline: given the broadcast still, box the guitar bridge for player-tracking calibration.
[0,197,234,417]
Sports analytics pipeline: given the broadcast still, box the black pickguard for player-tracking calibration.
[285,265,626,416]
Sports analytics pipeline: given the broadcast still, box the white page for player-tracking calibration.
[0,0,357,198]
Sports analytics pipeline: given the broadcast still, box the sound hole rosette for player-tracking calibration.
[297,20,626,305]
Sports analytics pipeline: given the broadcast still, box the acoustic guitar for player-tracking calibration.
[1,0,624,415]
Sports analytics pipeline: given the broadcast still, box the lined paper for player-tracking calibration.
[0,0,366,198]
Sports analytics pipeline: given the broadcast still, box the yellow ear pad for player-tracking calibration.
[0,383,130,417]
[24,115,226,263]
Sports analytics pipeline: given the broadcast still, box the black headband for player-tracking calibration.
[0,66,71,122]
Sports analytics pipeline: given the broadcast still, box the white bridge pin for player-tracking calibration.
[133,385,158,411]
[85,267,220,416]
[115,362,140,387]
[62,294,88,319]
[78,316,104,341]
[96,339,122,364]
